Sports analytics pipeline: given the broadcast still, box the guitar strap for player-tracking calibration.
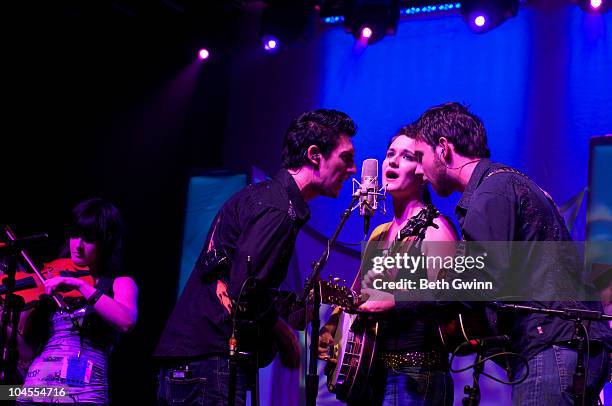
[484,167,562,218]
[350,223,392,292]
[356,208,434,292]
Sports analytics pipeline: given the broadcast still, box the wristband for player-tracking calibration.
[87,289,104,307]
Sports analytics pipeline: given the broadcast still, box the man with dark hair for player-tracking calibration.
[416,102,490,160]
[155,109,357,406]
[413,102,612,405]
[413,102,490,198]
[282,109,357,171]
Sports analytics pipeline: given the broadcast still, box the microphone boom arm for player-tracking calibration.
[303,193,360,406]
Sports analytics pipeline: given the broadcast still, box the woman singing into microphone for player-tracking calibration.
[319,124,458,405]
[18,198,138,406]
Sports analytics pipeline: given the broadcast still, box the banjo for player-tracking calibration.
[324,205,440,403]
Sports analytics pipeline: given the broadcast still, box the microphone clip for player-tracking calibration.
[351,178,387,216]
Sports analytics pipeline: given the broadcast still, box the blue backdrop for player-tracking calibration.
[309,6,612,245]
[219,4,612,405]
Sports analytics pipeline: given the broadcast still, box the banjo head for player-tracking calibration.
[325,312,378,402]
[326,312,357,391]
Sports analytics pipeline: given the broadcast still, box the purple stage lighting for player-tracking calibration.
[361,27,373,39]
[578,0,607,13]
[262,35,280,53]
[265,39,278,50]
[462,0,519,32]
[198,49,210,60]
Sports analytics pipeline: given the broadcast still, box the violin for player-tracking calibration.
[1,225,95,312]
[40,258,95,308]
[1,225,96,383]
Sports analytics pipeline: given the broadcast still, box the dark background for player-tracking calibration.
[4,1,611,404]
[4,2,242,403]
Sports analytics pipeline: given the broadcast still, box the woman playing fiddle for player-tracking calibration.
[17,198,138,405]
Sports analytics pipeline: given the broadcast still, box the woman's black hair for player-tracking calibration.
[65,198,124,277]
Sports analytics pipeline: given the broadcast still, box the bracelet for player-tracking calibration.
[87,289,104,307]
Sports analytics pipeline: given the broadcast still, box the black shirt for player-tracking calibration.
[455,159,612,360]
[154,170,310,359]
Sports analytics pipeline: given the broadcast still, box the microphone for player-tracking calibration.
[465,335,510,350]
[359,159,378,235]
[0,233,49,251]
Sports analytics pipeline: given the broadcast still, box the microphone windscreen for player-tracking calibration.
[361,158,378,180]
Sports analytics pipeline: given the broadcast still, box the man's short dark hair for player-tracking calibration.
[415,102,490,158]
[282,109,357,169]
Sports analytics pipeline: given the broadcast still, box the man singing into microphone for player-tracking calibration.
[412,102,612,405]
[155,109,357,406]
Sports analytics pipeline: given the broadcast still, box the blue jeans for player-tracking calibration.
[366,366,453,406]
[157,355,250,406]
[512,344,611,406]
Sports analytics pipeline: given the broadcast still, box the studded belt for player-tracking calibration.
[379,351,449,370]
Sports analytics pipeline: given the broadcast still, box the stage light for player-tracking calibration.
[322,15,345,23]
[401,2,462,16]
[461,0,518,33]
[318,0,346,24]
[198,49,210,60]
[343,0,400,44]
[262,35,280,53]
[578,0,608,13]
[260,1,311,53]
[266,39,278,50]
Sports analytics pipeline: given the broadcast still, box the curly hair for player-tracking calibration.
[415,102,490,158]
[281,109,357,169]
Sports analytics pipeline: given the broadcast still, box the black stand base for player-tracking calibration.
[0,253,25,385]
[462,351,484,406]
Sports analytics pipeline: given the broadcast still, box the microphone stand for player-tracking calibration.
[497,304,612,406]
[228,256,260,406]
[0,247,26,384]
[457,335,510,406]
[463,350,484,406]
[303,193,360,406]
[1,232,48,384]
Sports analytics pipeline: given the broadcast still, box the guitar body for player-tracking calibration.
[325,311,378,403]
[233,314,279,368]
[437,305,497,356]
[233,280,365,369]
[252,330,279,369]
